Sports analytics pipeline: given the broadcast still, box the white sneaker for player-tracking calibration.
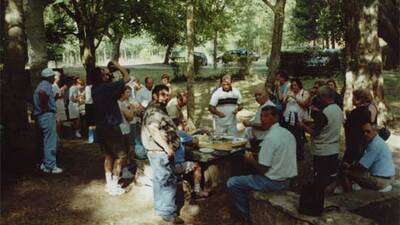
[51,166,63,174]
[352,183,362,191]
[40,163,50,173]
[379,185,393,193]
[75,131,82,138]
[40,164,63,174]
[108,183,125,196]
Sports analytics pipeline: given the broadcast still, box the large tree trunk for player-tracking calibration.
[265,0,286,79]
[359,0,386,125]
[111,34,123,62]
[2,0,30,163]
[24,0,49,81]
[79,35,96,81]
[186,0,195,121]
[378,0,400,69]
[343,0,361,112]
[343,0,386,125]
[213,30,218,69]
[163,43,173,65]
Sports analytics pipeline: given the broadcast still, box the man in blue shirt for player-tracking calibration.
[343,121,395,192]
[33,68,62,174]
[92,61,130,196]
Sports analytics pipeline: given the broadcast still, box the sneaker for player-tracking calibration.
[379,185,393,193]
[162,216,184,224]
[51,166,63,174]
[40,163,50,173]
[352,183,362,191]
[108,183,125,196]
[40,164,63,174]
[75,131,82,138]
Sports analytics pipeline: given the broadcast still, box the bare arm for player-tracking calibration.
[244,151,269,175]
[121,104,134,122]
[209,105,225,118]
[111,60,130,83]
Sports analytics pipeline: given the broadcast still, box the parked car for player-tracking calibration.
[194,52,208,66]
[170,51,208,66]
[217,48,260,64]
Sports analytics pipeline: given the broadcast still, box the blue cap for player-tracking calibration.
[41,68,55,77]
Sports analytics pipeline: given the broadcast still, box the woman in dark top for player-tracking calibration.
[343,89,372,164]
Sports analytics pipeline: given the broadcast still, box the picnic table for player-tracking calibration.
[186,138,250,191]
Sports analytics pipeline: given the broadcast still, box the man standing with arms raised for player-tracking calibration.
[91,61,130,196]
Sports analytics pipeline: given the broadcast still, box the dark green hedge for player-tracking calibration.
[278,48,345,77]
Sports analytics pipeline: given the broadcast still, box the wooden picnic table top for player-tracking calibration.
[189,145,248,163]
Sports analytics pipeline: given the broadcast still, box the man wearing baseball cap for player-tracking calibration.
[33,68,63,174]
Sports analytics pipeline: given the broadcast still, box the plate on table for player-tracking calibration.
[199,148,215,154]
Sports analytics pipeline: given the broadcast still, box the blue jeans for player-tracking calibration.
[227,175,289,220]
[37,113,58,169]
[147,152,177,219]
[130,123,147,159]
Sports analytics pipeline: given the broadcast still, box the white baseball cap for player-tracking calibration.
[41,68,55,77]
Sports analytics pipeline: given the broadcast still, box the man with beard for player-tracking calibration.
[141,84,184,224]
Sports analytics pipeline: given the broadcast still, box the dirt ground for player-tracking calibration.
[0,138,251,225]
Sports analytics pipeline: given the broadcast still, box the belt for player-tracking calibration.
[373,175,392,180]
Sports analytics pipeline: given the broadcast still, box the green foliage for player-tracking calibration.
[44,4,76,61]
[292,0,344,46]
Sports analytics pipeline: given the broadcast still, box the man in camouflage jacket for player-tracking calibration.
[141,84,183,224]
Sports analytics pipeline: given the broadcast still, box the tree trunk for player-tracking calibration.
[331,31,336,49]
[325,37,330,49]
[163,43,173,65]
[79,36,96,80]
[186,0,195,121]
[213,30,218,69]
[359,0,386,125]
[111,34,123,62]
[343,0,386,125]
[24,0,49,81]
[2,0,30,157]
[343,0,361,112]
[378,0,400,69]
[266,0,286,79]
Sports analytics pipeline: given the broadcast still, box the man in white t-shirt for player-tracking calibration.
[243,85,275,149]
[209,75,242,136]
[227,105,297,221]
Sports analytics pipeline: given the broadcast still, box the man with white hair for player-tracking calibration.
[209,75,243,136]
[33,68,63,174]
[243,84,275,150]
